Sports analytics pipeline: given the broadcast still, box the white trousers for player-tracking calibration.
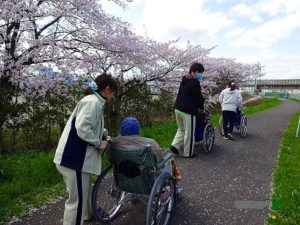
[56,165,93,225]
[172,111,196,157]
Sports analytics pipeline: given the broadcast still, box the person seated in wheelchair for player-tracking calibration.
[235,107,242,129]
[112,117,181,181]
[194,107,207,142]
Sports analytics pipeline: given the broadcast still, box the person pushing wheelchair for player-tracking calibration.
[219,81,243,140]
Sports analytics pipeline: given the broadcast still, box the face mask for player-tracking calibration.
[195,73,204,80]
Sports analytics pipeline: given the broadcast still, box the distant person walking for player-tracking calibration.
[170,62,205,158]
[219,81,242,140]
[53,73,117,225]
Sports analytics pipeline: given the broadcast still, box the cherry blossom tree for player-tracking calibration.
[0,0,263,152]
[0,0,136,150]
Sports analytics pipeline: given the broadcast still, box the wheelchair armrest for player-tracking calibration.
[156,153,173,170]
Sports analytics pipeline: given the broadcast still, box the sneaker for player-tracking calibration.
[224,136,229,140]
[176,187,183,197]
[170,146,179,155]
[194,141,202,146]
[175,174,182,181]
[228,133,234,140]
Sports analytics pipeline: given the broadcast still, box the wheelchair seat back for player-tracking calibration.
[108,143,156,194]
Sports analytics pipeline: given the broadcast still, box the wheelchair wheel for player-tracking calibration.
[91,165,126,223]
[146,172,176,225]
[240,116,247,138]
[218,115,224,136]
[203,123,215,153]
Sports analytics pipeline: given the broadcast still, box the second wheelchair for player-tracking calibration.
[218,108,247,138]
[194,105,215,153]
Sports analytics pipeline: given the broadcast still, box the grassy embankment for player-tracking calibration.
[0,97,282,223]
[0,151,66,223]
[289,98,300,103]
[267,112,300,225]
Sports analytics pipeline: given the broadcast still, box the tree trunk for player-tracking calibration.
[47,123,51,148]
[12,123,17,152]
[0,128,3,154]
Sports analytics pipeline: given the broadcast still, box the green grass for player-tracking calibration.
[267,113,300,225]
[0,151,66,223]
[289,98,300,103]
[141,121,178,149]
[243,97,281,115]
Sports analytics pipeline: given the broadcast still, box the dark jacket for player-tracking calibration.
[175,76,204,115]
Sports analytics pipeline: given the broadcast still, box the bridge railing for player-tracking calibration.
[260,92,300,100]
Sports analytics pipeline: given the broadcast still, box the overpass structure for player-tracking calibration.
[241,79,300,93]
[240,79,300,99]
[256,79,300,92]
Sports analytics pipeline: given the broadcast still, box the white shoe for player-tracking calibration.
[194,141,202,145]
[176,187,183,197]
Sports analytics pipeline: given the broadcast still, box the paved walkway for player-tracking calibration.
[10,100,300,225]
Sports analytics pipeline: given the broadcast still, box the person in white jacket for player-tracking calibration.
[54,73,117,225]
[219,81,243,140]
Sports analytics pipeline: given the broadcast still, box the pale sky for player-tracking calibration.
[103,0,300,79]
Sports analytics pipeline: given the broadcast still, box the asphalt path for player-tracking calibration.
[10,100,300,225]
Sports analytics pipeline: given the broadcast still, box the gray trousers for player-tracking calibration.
[56,165,93,225]
[172,111,196,157]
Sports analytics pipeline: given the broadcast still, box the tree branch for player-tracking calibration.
[10,22,20,58]
[37,16,62,37]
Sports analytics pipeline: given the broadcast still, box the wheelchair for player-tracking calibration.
[91,143,177,225]
[194,104,215,153]
[218,108,247,138]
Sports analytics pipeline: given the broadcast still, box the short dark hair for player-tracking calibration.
[189,62,205,73]
[226,81,236,91]
[84,72,118,96]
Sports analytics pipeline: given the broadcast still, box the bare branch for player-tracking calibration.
[37,16,62,36]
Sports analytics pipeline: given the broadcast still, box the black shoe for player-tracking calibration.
[170,146,179,155]
[228,133,234,140]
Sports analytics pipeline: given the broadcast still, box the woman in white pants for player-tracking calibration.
[54,73,117,225]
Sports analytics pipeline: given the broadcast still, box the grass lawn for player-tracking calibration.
[267,112,300,225]
[0,151,66,223]
[289,98,300,103]
[243,97,281,115]
[141,121,178,149]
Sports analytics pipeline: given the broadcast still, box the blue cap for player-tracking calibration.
[120,117,140,136]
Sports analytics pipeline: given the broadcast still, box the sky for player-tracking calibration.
[102,0,300,79]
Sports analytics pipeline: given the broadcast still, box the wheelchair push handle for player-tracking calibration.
[139,144,151,157]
